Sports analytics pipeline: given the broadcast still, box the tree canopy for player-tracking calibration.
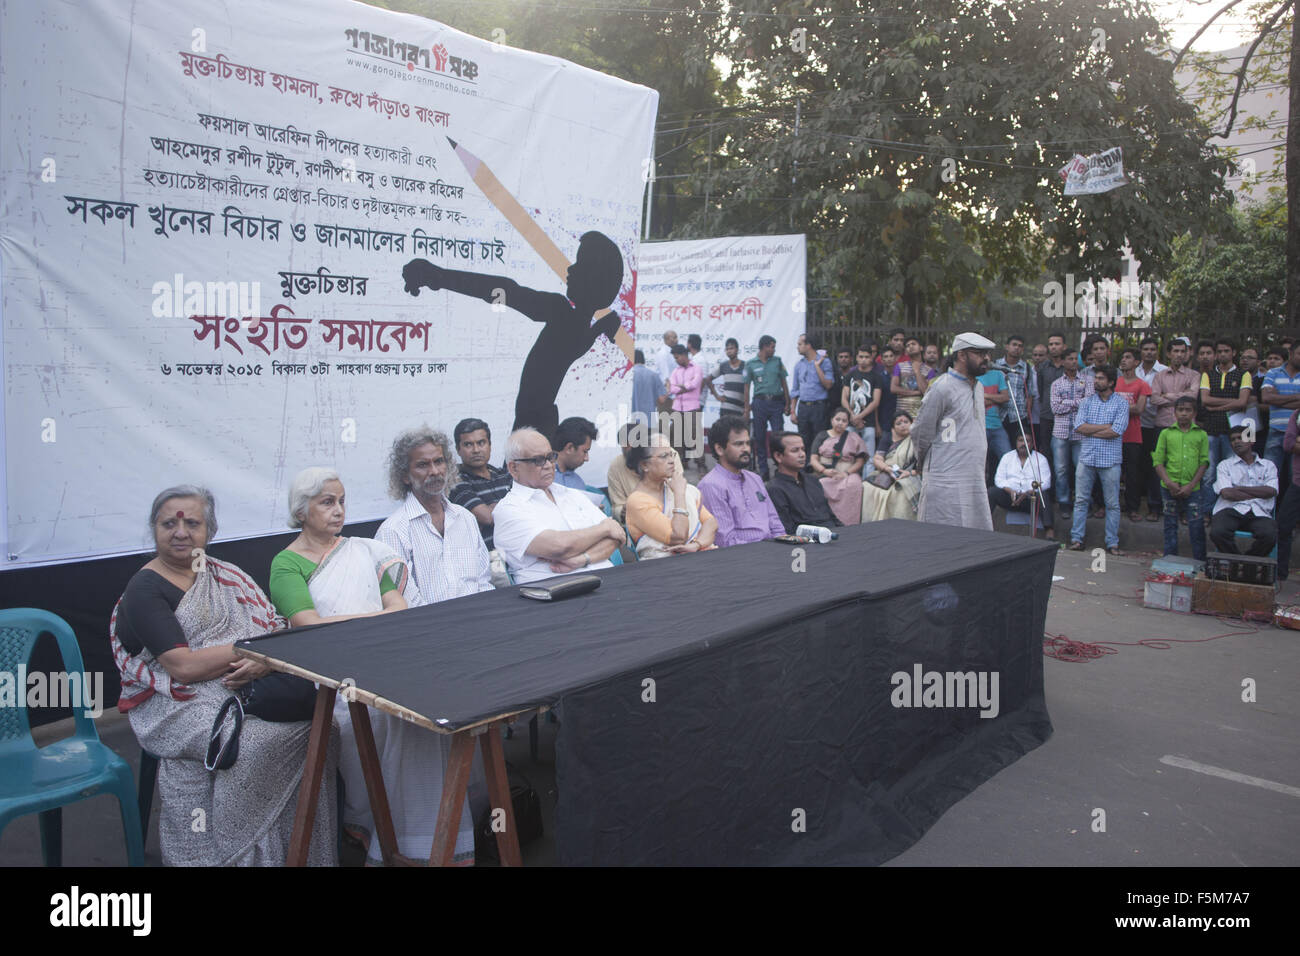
[1160,192,1286,326]
[374,0,1241,327]
[682,0,1235,323]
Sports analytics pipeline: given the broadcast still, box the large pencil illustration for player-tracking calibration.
[446,137,636,364]
[402,137,636,438]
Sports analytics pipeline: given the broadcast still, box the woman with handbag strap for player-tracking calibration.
[861,411,922,522]
[109,485,339,866]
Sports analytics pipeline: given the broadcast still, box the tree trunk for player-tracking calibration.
[1288,9,1299,328]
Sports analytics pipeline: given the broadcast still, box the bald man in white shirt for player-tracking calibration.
[492,427,627,584]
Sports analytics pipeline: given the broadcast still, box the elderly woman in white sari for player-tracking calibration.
[623,433,718,559]
[861,410,922,522]
[267,467,477,866]
[109,485,338,866]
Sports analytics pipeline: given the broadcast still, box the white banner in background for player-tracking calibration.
[0,0,657,566]
[635,235,806,419]
[1060,147,1127,196]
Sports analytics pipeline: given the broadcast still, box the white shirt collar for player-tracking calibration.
[513,481,564,504]
[400,490,453,523]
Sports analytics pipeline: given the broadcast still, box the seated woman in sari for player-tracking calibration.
[109,485,338,866]
[268,467,477,866]
[623,433,718,559]
[861,410,922,522]
[810,406,868,526]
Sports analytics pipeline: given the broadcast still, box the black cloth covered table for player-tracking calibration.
[239,519,1055,865]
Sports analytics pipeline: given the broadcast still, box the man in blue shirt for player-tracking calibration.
[551,417,598,490]
[630,349,665,427]
[1261,342,1300,483]
[1068,364,1131,554]
[977,366,1010,483]
[791,332,835,459]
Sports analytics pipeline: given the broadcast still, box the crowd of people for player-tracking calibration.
[633,326,1297,561]
[109,325,1298,866]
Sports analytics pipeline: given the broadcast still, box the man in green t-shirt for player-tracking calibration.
[1152,396,1209,559]
[742,334,791,478]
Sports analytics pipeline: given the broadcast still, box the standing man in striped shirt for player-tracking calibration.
[376,426,494,604]
[708,337,748,420]
[1261,342,1300,486]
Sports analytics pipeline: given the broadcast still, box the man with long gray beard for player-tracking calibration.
[376,425,493,603]
[911,332,997,530]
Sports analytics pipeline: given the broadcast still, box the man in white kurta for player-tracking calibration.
[356,426,494,865]
[913,332,997,530]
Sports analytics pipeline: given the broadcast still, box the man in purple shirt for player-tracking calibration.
[697,415,785,547]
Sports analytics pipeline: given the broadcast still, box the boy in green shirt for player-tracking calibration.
[1152,396,1209,559]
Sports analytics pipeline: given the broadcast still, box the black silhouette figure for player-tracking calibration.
[403,231,623,439]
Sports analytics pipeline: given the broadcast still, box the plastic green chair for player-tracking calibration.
[0,608,144,866]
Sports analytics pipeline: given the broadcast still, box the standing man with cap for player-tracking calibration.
[912,332,997,530]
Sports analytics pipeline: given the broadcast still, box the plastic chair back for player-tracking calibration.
[0,608,144,865]
[0,608,99,755]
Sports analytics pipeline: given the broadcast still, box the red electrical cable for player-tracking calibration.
[1044,582,1264,661]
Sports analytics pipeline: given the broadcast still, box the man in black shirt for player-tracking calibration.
[448,417,514,549]
[765,431,842,533]
[842,343,886,456]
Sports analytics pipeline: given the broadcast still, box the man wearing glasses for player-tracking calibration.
[492,427,627,584]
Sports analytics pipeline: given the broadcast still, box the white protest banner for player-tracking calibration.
[634,235,807,421]
[0,0,656,567]
[1059,146,1127,195]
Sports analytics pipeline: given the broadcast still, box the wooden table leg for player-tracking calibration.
[427,731,475,866]
[288,685,336,867]
[480,722,523,867]
[348,699,406,866]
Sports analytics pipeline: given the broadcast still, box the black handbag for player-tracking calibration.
[207,674,318,772]
[241,671,318,722]
[205,695,243,771]
[867,468,896,490]
[474,765,544,863]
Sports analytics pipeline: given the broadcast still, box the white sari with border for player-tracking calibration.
[308,536,477,865]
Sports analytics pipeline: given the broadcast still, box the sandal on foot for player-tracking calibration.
[1067,540,1085,551]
